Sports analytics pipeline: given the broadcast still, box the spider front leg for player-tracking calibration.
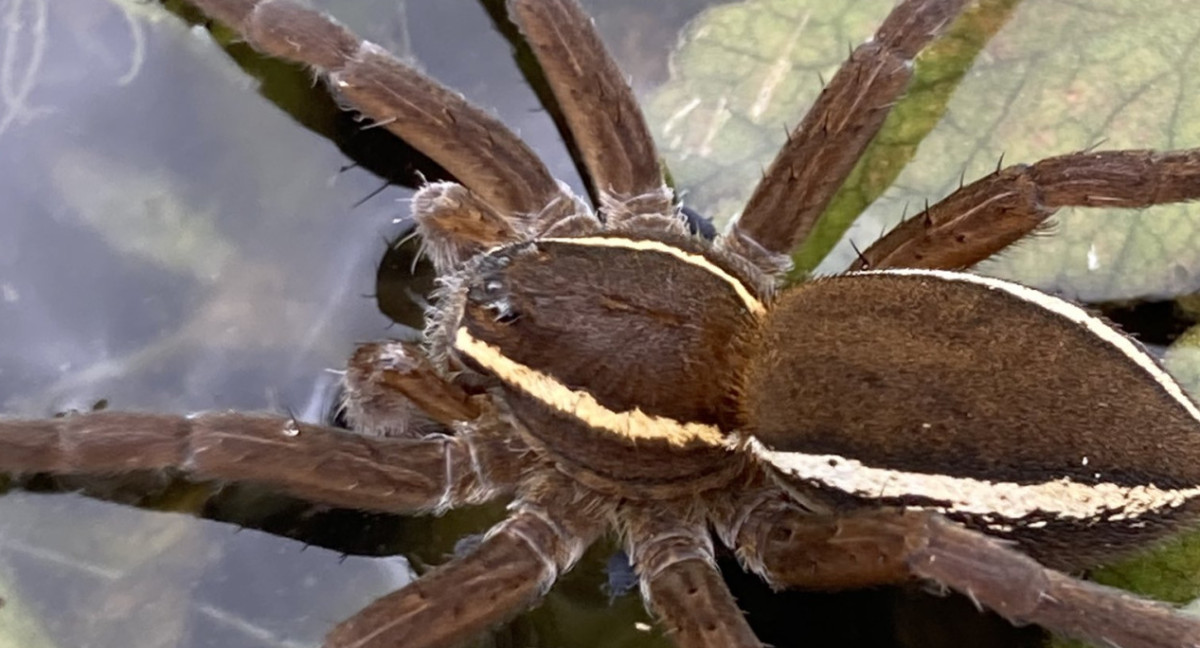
[1,339,522,515]
[508,0,674,222]
[853,148,1200,271]
[0,411,516,514]
[727,490,1200,648]
[185,0,581,224]
[404,0,697,266]
[186,0,680,250]
[326,473,605,648]
[8,316,525,511]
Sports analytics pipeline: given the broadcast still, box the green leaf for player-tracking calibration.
[645,0,1021,276]
[647,0,904,228]
[793,0,1022,276]
[650,0,1200,302]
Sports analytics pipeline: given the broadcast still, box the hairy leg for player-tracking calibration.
[625,506,761,648]
[851,148,1200,270]
[508,0,674,223]
[725,490,1200,648]
[186,0,569,218]
[0,411,519,514]
[410,183,534,274]
[731,0,971,260]
[341,340,487,436]
[325,475,604,648]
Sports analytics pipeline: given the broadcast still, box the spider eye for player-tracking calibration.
[488,299,521,324]
[462,245,532,326]
[465,269,520,324]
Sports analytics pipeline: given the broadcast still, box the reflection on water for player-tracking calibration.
[0,0,418,644]
[0,492,412,647]
[0,0,407,416]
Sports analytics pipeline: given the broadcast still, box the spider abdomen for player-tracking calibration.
[448,233,766,497]
[744,269,1200,568]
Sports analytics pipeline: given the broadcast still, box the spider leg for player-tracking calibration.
[727,0,970,269]
[0,411,519,514]
[325,477,604,648]
[508,0,675,225]
[185,0,571,220]
[720,488,928,590]
[910,513,1200,648]
[851,148,1200,270]
[727,491,1200,648]
[624,507,761,648]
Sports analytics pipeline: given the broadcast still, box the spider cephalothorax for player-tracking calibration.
[442,228,769,496]
[6,1,1200,647]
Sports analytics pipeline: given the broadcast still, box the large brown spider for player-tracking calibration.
[6,0,1200,647]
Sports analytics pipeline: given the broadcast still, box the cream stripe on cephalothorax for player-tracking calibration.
[446,235,763,448]
[452,329,727,447]
[451,235,765,448]
[538,237,767,317]
[751,268,1200,527]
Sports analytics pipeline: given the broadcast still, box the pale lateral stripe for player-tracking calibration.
[749,438,1200,522]
[453,328,726,447]
[541,236,766,317]
[854,268,1200,424]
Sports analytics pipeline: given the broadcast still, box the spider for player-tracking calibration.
[5,0,1200,647]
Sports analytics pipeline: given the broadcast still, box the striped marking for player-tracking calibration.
[756,268,1200,525]
[453,328,727,447]
[540,237,766,317]
[750,438,1200,523]
[856,268,1200,423]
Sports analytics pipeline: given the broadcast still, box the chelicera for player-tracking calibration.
[4,1,1200,647]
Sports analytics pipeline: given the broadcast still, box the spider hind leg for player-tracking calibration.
[854,148,1200,271]
[727,493,1200,648]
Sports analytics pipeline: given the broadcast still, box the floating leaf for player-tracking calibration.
[647,0,903,227]
[650,0,1200,301]
[867,0,1200,301]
